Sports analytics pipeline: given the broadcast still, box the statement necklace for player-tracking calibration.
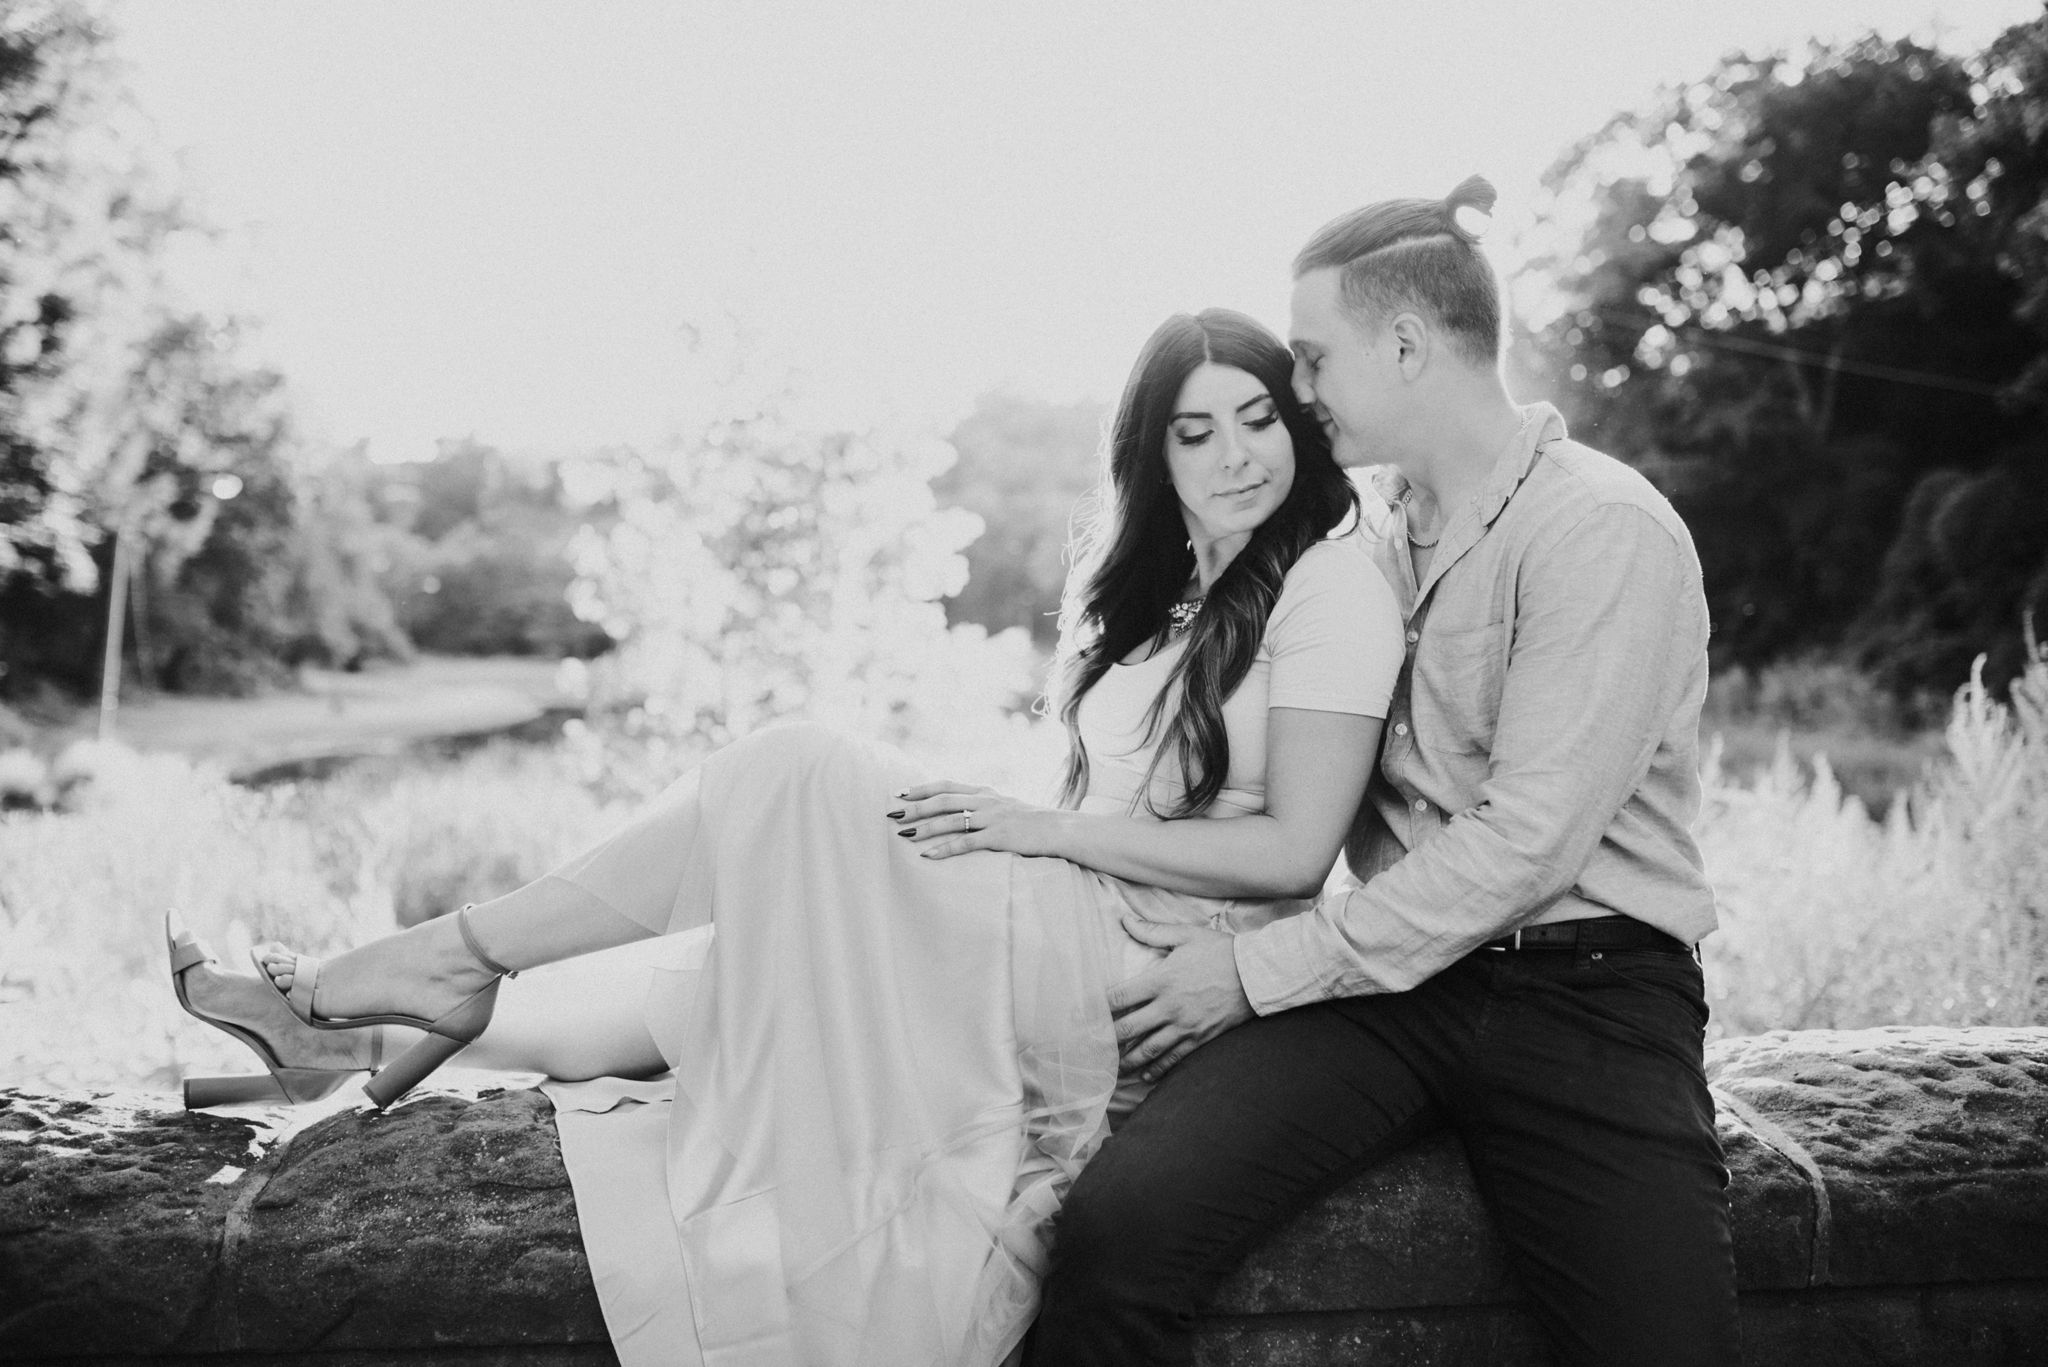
[1166,597,1205,636]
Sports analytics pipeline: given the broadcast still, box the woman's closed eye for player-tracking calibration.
[1172,426,1213,447]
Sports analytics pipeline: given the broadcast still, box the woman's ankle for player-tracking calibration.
[420,913,504,994]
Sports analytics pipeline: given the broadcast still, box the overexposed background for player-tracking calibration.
[115,0,2037,457]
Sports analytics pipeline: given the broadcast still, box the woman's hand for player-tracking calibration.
[888,780,1068,861]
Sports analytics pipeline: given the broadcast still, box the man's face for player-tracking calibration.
[1288,267,1395,471]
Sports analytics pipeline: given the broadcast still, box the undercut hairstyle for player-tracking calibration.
[1046,308,1361,817]
[1293,174,1504,366]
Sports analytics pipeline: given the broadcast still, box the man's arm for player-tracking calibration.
[1234,502,1703,1009]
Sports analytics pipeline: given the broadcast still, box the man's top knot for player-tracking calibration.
[1443,174,1497,243]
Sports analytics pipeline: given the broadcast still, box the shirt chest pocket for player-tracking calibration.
[1410,621,1507,758]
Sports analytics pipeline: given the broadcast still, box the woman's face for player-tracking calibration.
[1164,362,1296,551]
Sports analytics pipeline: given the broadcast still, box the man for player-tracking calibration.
[1026,177,1743,1366]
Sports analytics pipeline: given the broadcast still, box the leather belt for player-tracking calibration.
[1482,915,1691,955]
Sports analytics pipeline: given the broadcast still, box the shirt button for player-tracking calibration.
[1405,630,1420,644]
[1414,798,1429,812]
[1393,722,1409,736]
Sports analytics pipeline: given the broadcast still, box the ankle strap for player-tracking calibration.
[456,904,518,978]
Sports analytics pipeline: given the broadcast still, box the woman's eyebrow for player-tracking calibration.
[1172,395,1273,422]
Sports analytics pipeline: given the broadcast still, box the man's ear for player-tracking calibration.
[1390,312,1429,380]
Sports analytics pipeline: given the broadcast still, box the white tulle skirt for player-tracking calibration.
[536,724,1291,1367]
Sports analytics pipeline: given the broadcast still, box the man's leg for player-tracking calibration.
[1457,948,1742,1367]
[1027,974,1462,1367]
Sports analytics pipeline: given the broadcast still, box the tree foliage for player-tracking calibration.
[934,392,1105,647]
[0,2,402,697]
[372,439,609,660]
[566,404,1037,754]
[1529,20,2048,693]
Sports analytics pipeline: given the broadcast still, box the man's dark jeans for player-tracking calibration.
[1026,943,1743,1366]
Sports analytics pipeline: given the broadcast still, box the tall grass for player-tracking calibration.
[1698,651,2047,1034]
[2,657,2042,1092]
[0,741,629,1092]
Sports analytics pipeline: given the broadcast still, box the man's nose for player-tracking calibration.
[1291,359,1317,407]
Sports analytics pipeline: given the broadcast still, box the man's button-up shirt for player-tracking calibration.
[1234,402,1716,1011]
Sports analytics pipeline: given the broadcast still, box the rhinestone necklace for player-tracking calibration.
[1166,597,1205,636]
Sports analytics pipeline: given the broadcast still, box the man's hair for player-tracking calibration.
[1293,175,1503,366]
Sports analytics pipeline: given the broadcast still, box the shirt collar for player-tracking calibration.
[1474,401,1567,528]
[1366,401,1567,531]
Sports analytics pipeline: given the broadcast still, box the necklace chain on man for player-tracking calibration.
[1401,492,1442,549]
[1166,597,1204,636]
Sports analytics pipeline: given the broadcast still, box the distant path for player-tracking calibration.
[89,655,583,780]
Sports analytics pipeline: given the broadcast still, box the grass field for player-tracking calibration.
[3,655,2039,1094]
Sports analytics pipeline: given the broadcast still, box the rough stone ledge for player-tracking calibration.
[3,1025,2045,1366]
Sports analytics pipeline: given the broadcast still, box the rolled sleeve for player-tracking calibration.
[1235,503,1701,1010]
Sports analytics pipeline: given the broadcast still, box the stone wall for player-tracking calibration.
[3,1025,2045,1366]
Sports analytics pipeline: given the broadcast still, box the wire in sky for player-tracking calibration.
[1588,307,2010,397]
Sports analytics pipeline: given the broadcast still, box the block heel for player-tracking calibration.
[362,1027,470,1110]
[165,909,382,1108]
[183,1073,291,1107]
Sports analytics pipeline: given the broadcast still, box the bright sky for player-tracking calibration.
[106,0,2035,462]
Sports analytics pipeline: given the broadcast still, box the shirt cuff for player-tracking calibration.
[1231,917,1331,1016]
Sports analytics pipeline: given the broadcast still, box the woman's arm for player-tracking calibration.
[897,705,1381,900]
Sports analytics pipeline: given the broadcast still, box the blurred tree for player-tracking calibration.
[1856,17,2048,689]
[933,392,1105,647]
[376,439,610,660]
[0,0,170,693]
[0,2,407,698]
[567,405,1036,754]
[1529,24,2048,693]
[0,3,129,595]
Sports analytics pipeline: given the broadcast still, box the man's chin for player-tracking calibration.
[1331,438,1376,471]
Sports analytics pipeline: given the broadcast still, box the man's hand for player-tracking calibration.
[1109,918,1256,1082]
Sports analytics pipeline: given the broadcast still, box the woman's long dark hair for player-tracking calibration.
[1047,308,1360,816]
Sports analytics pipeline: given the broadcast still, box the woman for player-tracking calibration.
[167,307,1404,1366]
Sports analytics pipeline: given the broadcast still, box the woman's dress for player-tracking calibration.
[540,535,1403,1367]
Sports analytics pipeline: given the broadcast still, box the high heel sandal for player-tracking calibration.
[256,904,517,1112]
[165,909,385,1108]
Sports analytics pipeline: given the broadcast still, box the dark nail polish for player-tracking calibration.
[886,809,904,820]
[897,828,915,838]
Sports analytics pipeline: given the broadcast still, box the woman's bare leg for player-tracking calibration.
[456,943,670,1081]
[258,768,709,1025]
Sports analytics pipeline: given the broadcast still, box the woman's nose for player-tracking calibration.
[1215,429,1249,471]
